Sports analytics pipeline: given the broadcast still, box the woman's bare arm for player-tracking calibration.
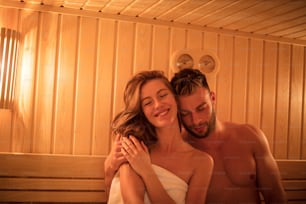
[120,163,145,204]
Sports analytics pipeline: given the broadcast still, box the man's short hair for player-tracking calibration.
[170,68,210,96]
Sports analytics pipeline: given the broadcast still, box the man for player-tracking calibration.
[105,68,286,203]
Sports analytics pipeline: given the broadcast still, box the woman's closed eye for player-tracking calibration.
[159,93,168,98]
[142,98,152,106]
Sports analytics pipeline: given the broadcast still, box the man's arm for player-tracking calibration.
[104,135,126,196]
[249,125,287,203]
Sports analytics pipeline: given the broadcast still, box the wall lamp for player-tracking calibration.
[0,27,20,109]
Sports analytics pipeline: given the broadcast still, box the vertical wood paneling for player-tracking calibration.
[93,19,116,155]
[151,25,170,74]
[303,49,306,159]
[113,21,135,115]
[54,15,78,154]
[261,41,277,153]
[169,27,186,77]
[203,32,218,91]
[12,10,39,152]
[33,12,57,153]
[275,43,291,158]
[288,45,304,159]
[0,109,11,151]
[74,17,97,155]
[231,37,248,123]
[0,7,19,30]
[187,29,202,49]
[0,7,305,159]
[216,34,233,121]
[134,23,152,72]
[246,39,263,128]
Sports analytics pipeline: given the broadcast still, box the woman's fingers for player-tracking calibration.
[129,136,143,150]
[121,137,135,156]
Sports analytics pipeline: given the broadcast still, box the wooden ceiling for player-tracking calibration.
[1,0,306,45]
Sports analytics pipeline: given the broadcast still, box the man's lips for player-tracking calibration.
[193,125,207,133]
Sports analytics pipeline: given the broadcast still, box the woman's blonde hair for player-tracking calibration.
[111,70,177,148]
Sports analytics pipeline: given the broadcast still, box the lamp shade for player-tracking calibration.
[0,27,20,109]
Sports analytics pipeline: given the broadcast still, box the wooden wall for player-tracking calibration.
[0,6,305,159]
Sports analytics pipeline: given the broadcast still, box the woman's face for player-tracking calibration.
[140,79,177,128]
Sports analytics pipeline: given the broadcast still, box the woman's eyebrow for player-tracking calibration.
[141,88,169,101]
[157,88,168,94]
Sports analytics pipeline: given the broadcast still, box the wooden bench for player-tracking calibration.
[0,153,305,203]
[0,153,107,203]
[277,159,306,203]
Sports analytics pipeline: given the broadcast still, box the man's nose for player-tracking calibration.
[191,112,202,124]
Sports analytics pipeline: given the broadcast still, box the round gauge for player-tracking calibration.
[199,54,215,73]
[176,53,194,70]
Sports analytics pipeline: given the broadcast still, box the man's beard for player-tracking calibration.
[183,110,216,139]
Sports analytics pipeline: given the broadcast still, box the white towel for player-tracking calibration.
[108,164,188,204]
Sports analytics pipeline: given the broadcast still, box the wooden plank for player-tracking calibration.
[202,32,218,91]
[277,160,306,180]
[113,21,134,115]
[0,178,105,190]
[74,16,97,155]
[288,45,304,159]
[94,18,116,155]
[54,14,78,154]
[261,41,277,154]
[0,153,105,178]
[286,190,306,200]
[176,0,235,24]
[231,36,248,123]
[186,28,202,50]
[242,1,306,33]
[33,11,58,153]
[246,39,263,128]
[201,0,267,27]
[0,109,12,151]
[274,43,290,159]
[169,27,186,77]
[151,25,170,75]
[303,48,306,160]
[12,9,39,152]
[134,23,152,72]
[283,180,306,190]
[0,191,106,202]
[216,34,233,121]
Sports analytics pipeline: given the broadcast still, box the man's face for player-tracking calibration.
[178,87,216,138]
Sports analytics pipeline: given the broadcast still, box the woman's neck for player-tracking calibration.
[154,123,185,152]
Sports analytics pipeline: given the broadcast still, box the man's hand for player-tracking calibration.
[104,134,127,197]
[108,134,127,172]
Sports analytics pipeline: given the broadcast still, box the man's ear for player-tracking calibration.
[210,91,216,102]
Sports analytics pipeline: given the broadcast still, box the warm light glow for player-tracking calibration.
[0,27,20,109]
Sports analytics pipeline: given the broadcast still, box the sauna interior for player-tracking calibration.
[0,0,306,202]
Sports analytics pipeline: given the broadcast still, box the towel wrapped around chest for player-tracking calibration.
[108,164,188,204]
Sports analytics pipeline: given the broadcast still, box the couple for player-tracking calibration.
[105,68,286,203]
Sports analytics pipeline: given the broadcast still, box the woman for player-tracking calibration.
[107,70,213,204]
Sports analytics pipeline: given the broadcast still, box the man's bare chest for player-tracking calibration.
[208,146,257,187]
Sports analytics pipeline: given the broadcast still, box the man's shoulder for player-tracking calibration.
[222,122,263,141]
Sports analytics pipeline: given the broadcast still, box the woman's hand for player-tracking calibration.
[121,136,151,177]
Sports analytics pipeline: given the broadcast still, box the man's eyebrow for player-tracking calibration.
[196,102,206,109]
[179,102,206,112]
